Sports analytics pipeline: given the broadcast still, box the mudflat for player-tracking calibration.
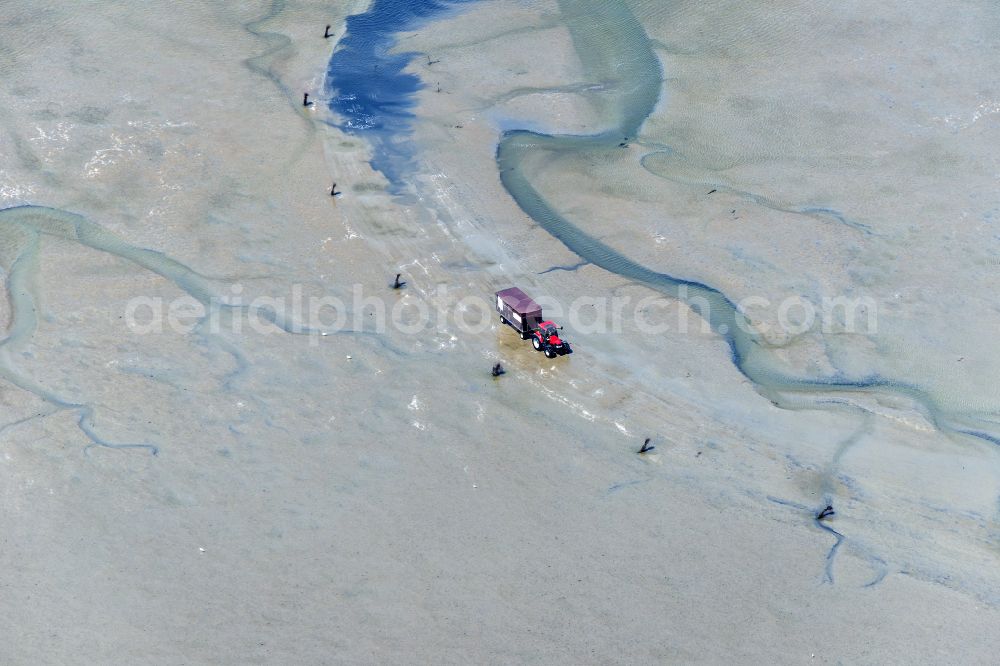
[1,0,998,662]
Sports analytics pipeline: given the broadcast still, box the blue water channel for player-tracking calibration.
[326,0,478,188]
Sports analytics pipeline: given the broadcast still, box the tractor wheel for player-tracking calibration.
[532,336,542,351]
[544,348,557,359]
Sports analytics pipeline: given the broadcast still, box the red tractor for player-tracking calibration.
[531,321,568,358]
[495,287,571,359]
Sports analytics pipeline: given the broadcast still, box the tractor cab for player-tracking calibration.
[536,321,561,344]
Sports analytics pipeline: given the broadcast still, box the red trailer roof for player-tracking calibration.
[496,287,541,315]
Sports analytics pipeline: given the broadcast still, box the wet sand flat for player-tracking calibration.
[1,0,999,663]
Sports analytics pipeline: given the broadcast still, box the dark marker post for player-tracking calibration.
[324,24,332,39]
[638,438,655,454]
[331,182,340,196]
[491,363,505,377]
[303,92,312,107]
[817,505,835,521]
[392,273,406,289]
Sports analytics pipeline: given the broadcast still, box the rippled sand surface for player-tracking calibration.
[2,0,1000,662]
